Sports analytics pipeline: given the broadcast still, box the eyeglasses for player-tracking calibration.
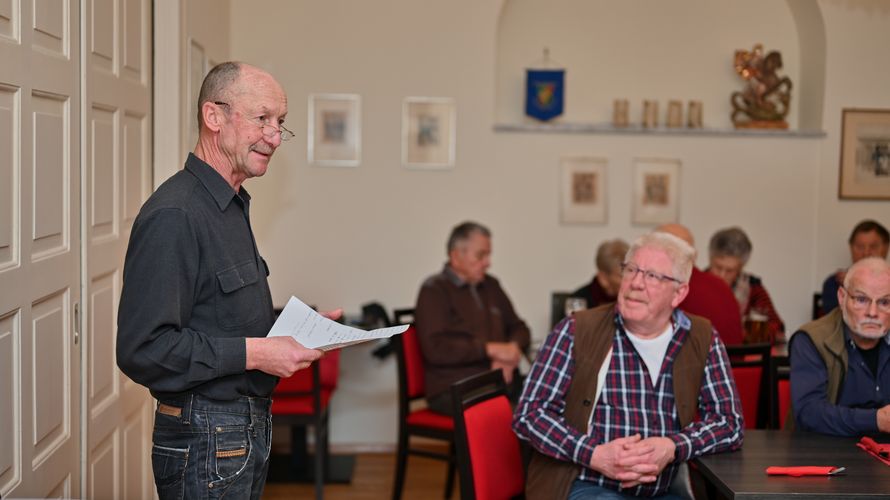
[842,287,890,312]
[214,101,295,141]
[620,262,682,286]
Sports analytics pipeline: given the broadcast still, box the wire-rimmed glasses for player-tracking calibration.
[214,101,294,141]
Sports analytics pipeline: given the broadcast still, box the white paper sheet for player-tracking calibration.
[267,295,409,351]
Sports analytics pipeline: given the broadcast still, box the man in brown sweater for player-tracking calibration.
[415,221,531,415]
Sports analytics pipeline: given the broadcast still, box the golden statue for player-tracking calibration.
[731,44,793,129]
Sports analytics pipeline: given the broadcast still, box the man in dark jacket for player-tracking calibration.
[414,221,531,415]
[791,257,890,436]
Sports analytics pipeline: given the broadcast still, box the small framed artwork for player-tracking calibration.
[839,108,890,200]
[402,97,456,168]
[559,157,607,224]
[308,94,361,167]
[632,158,681,225]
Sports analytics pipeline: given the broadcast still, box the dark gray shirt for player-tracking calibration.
[117,153,277,401]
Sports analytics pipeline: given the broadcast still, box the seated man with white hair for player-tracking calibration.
[514,231,743,500]
[790,257,890,436]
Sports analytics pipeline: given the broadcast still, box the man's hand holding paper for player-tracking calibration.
[268,296,409,351]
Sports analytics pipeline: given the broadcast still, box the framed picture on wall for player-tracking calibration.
[402,97,456,168]
[839,108,890,200]
[559,156,607,224]
[632,158,680,225]
[308,94,361,167]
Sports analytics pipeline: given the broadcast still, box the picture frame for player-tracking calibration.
[402,97,456,168]
[559,156,607,224]
[839,108,890,200]
[632,158,681,225]
[308,93,361,167]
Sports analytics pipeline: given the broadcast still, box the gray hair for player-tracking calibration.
[447,221,491,254]
[709,227,753,264]
[626,232,696,283]
[596,239,629,274]
[843,256,890,289]
[196,61,243,131]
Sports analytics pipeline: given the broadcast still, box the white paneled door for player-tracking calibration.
[0,0,82,497]
[0,1,154,498]
[83,0,154,499]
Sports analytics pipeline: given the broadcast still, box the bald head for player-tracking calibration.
[655,223,695,247]
[196,62,284,131]
[844,257,890,289]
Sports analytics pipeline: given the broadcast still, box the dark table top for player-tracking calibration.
[692,430,890,499]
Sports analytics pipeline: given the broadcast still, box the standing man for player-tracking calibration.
[821,220,889,314]
[117,62,327,500]
[514,232,743,499]
[790,257,890,436]
[414,221,531,415]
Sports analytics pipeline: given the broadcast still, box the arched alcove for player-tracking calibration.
[494,0,826,132]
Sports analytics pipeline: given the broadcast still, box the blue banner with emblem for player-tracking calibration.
[525,69,564,121]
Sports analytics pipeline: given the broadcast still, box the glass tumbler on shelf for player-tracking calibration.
[564,297,588,318]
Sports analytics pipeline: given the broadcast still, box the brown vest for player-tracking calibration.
[525,304,713,500]
[785,308,847,430]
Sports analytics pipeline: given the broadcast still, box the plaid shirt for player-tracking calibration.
[514,310,743,497]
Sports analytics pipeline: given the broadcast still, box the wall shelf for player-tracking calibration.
[493,122,826,138]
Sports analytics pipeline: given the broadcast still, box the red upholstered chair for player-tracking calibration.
[392,317,456,500]
[726,343,771,429]
[770,354,791,429]
[271,349,340,500]
[451,370,524,500]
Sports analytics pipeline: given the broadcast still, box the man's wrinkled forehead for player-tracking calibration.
[630,244,673,266]
[233,70,287,107]
[848,268,890,296]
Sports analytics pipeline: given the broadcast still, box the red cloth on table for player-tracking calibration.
[857,436,890,466]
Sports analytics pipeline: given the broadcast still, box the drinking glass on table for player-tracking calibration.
[744,309,770,344]
[564,297,588,318]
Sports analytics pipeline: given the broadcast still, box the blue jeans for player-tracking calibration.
[568,479,687,500]
[151,394,273,500]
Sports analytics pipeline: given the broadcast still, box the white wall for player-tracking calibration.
[814,0,890,283]
[229,0,890,448]
[496,0,801,129]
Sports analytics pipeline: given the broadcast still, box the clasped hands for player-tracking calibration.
[486,341,522,384]
[589,434,676,489]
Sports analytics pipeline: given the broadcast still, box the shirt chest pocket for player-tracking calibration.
[215,261,261,330]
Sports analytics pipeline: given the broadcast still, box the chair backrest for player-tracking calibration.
[550,291,572,329]
[812,292,824,320]
[395,325,426,403]
[726,343,771,429]
[393,307,416,325]
[274,349,341,394]
[451,370,524,500]
[770,353,791,429]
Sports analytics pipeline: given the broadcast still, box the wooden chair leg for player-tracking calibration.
[290,424,309,475]
[314,421,324,500]
[321,415,330,479]
[444,442,456,499]
[391,430,408,500]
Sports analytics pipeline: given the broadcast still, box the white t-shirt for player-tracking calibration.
[625,323,674,386]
